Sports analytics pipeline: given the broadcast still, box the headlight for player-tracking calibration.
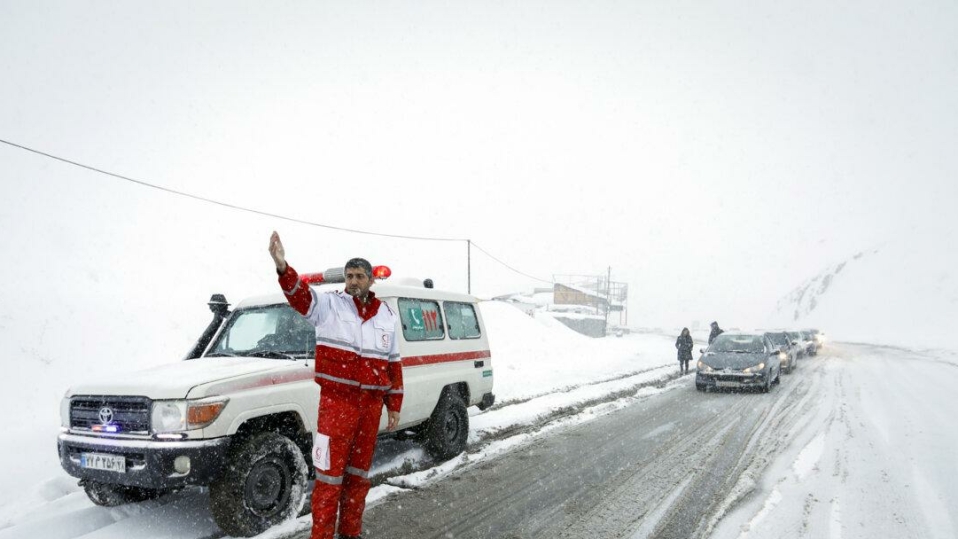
[152,401,187,433]
[697,361,713,372]
[151,398,229,434]
[743,362,766,374]
[60,397,71,429]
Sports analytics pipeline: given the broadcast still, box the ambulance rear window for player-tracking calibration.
[444,301,481,340]
[398,298,445,341]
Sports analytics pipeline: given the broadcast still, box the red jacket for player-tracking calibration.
[278,265,403,412]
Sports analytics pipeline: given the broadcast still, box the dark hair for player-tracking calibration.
[681,327,690,336]
[345,257,372,278]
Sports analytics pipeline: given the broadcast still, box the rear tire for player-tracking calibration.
[209,432,307,537]
[422,389,469,461]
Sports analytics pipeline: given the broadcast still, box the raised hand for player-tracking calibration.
[269,231,287,272]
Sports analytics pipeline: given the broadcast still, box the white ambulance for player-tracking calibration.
[57,266,494,537]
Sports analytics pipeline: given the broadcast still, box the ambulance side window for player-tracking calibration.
[444,301,481,340]
[398,298,445,341]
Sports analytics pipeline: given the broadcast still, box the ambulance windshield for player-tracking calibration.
[207,305,315,359]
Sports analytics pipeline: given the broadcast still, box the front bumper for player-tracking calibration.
[696,371,768,389]
[58,432,230,489]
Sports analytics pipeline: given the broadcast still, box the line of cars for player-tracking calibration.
[694,328,825,393]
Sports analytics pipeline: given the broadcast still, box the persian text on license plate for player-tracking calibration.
[80,452,126,473]
[716,380,742,388]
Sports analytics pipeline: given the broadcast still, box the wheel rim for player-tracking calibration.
[444,410,461,444]
[244,456,291,517]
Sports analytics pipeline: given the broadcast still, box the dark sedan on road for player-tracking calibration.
[696,333,783,393]
[786,331,809,358]
[799,329,818,356]
[764,331,800,373]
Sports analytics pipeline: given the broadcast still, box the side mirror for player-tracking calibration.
[208,293,230,316]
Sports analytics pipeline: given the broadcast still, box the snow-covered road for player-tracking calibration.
[2,341,955,539]
[710,343,958,539]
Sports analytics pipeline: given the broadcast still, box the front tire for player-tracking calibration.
[209,432,307,537]
[83,481,156,507]
[422,389,469,461]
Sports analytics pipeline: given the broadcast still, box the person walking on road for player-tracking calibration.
[708,321,724,345]
[269,231,403,539]
[675,328,694,375]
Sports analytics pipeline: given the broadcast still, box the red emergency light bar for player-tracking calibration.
[299,273,326,285]
[299,265,391,285]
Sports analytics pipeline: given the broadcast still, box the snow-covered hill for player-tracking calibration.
[768,234,958,350]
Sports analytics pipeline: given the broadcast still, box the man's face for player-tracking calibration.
[345,267,373,299]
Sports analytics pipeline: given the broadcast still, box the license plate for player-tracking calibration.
[80,452,126,473]
[716,380,741,388]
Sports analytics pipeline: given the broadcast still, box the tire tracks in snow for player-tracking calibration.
[360,368,819,539]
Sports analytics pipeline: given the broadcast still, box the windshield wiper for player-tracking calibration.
[244,350,297,360]
[205,351,237,357]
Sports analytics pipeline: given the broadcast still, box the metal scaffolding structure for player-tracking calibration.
[552,272,629,327]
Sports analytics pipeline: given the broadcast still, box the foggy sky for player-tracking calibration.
[2,0,957,327]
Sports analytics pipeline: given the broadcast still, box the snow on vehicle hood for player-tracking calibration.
[701,351,769,370]
[65,357,306,400]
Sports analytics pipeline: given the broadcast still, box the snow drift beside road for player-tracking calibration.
[481,301,669,402]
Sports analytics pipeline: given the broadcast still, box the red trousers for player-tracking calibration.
[310,386,384,539]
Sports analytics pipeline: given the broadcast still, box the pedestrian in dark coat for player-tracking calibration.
[675,327,694,375]
[708,321,724,345]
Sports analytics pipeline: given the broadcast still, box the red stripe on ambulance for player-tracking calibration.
[402,350,492,368]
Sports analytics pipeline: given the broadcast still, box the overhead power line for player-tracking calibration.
[0,137,465,242]
[470,242,553,285]
[1,137,555,285]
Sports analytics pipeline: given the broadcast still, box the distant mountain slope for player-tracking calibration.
[768,238,957,350]
[773,248,881,322]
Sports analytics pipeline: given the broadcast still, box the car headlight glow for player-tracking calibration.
[743,362,766,374]
[697,361,713,372]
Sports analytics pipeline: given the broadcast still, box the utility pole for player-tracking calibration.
[604,266,612,330]
[467,240,472,295]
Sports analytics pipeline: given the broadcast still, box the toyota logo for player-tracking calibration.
[98,406,114,425]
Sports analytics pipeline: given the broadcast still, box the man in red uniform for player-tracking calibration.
[269,231,403,539]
